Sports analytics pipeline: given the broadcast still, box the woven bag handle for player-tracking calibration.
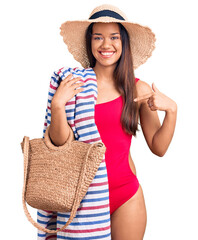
[22,135,101,233]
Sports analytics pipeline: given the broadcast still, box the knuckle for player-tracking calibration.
[60,80,64,86]
[67,73,73,78]
[61,80,67,86]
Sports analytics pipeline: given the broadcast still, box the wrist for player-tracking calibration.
[51,100,66,110]
[165,101,177,114]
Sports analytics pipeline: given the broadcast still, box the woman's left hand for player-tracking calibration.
[134,83,177,113]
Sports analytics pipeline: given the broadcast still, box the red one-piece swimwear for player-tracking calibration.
[94,79,140,216]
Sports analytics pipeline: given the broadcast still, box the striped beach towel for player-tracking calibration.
[37,66,112,240]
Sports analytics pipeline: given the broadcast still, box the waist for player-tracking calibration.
[105,153,138,189]
[100,134,131,156]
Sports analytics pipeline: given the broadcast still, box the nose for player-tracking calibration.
[101,37,111,49]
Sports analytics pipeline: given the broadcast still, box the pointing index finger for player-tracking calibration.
[134,92,153,102]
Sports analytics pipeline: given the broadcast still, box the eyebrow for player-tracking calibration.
[92,33,120,35]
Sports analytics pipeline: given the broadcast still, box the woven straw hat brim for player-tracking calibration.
[60,18,156,69]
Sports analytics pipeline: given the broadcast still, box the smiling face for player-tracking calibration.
[91,23,122,69]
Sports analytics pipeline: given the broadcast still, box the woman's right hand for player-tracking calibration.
[51,73,85,107]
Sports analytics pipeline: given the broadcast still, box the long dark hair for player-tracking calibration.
[85,23,139,136]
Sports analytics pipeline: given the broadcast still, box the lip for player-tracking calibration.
[98,51,115,58]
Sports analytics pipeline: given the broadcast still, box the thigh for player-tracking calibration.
[110,184,147,240]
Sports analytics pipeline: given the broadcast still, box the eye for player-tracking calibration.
[95,37,102,40]
[111,36,119,40]
[92,36,103,40]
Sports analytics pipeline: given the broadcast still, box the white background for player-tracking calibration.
[1,0,197,239]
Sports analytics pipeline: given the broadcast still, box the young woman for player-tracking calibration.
[44,4,177,240]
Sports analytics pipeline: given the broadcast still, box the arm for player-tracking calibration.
[49,104,72,146]
[135,81,177,157]
[49,73,84,146]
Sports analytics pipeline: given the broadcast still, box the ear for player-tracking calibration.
[152,83,160,93]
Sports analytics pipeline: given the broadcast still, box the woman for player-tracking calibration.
[41,4,177,240]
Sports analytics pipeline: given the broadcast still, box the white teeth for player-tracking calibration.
[100,52,114,56]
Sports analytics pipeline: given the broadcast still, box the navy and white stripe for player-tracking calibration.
[37,67,111,240]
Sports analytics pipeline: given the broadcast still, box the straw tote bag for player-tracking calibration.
[21,126,106,233]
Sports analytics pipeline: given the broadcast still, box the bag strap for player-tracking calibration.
[22,135,100,233]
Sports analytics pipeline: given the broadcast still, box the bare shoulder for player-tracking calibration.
[136,80,152,97]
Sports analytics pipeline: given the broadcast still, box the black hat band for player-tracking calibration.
[89,10,125,21]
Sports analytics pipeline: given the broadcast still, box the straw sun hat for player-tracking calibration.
[60,4,156,69]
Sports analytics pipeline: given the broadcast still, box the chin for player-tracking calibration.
[96,59,119,68]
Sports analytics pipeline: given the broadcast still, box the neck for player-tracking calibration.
[93,62,116,84]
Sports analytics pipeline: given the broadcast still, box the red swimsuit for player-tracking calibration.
[95,79,140,215]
